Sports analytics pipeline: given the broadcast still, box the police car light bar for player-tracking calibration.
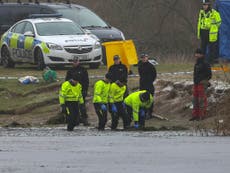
[28,13,63,18]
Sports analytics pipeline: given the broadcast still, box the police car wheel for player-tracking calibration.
[36,49,45,70]
[1,46,15,68]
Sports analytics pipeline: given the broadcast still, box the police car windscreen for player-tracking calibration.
[35,22,85,36]
[57,8,108,28]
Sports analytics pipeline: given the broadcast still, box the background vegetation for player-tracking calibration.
[75,0,202,62]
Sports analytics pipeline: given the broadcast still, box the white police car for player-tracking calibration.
[0,16,102,69]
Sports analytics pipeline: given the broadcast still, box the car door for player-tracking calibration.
[10,21,26,61]
[22,22,35,62]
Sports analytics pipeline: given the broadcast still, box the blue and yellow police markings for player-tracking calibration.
[1,32,50,60]
[10,33,19,49]
[0,32,12,47]
[7,33,33,59]
[17,35,26,49]
[32,39,50,54]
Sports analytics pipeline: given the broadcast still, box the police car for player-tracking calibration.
[0,16,102,69]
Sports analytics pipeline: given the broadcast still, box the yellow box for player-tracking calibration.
[102,40,138,71]
[212,66,230,72]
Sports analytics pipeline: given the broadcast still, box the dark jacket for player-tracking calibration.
[108,63,128,83]
[65,65,89,98]
[138,61,157,93]
[194,58,212,84]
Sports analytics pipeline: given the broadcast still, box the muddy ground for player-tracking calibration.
[0,69,230,135]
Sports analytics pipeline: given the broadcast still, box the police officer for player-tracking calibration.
[93,73,112,130]
[197,0,221,64]
[59,75,84,131]
[108,55,128,83]
[65,57,89,126]
[124,90,153,129]
[138,53,157,119]
[109,78,129,130]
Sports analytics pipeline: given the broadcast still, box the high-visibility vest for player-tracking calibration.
[93,80,111,103]
[197,9,221,42]
[124,90,153,122]
[59,81,84,105]
[109,82,126,103]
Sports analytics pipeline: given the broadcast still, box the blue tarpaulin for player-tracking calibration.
[215,0,230,60]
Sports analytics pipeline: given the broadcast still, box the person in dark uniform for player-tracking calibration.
[108,55,128,83]
[138,53,157,119]
[65,57,90,126]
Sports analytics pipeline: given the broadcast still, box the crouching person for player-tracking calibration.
[124,90,153,129]
[109,79,129,130]
[59,76,84,131]
[93,73,112,130]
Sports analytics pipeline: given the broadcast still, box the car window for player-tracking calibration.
[35,21,85,36]
[11,22,26,34]
[23,22,34,34]
[56,8,108,28]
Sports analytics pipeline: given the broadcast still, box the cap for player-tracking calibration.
[140,91,150,102]
[140,53,149,58]
[113,55,120,61]
[202,0,210,4]
[105,73,112,80]
[195,48,204,55]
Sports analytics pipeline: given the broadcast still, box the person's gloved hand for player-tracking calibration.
[101,104,107,111]
[139,109,145,118]
[134,121,139,129]
[111,104,118,113]
[61,104,67,114]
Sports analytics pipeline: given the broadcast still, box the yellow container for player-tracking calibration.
[102,40,138,71]
[212,66,230,72]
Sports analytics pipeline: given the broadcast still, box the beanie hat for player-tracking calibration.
[140,53,149,58]
[113,55,120,60]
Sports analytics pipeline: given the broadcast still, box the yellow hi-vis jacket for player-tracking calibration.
[93,80,111,103]
[109,82,126,103]
[59,81,84,105]
[197,9,221,42]
[124,90,153,122]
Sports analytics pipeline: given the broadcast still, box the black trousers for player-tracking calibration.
[110,102,129,129]
[65,101,80,131]
[200,29,219,64]
[94,103,108,130]
[79,98,89,125]
[140,85,155,117]
[125,104,146,127]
